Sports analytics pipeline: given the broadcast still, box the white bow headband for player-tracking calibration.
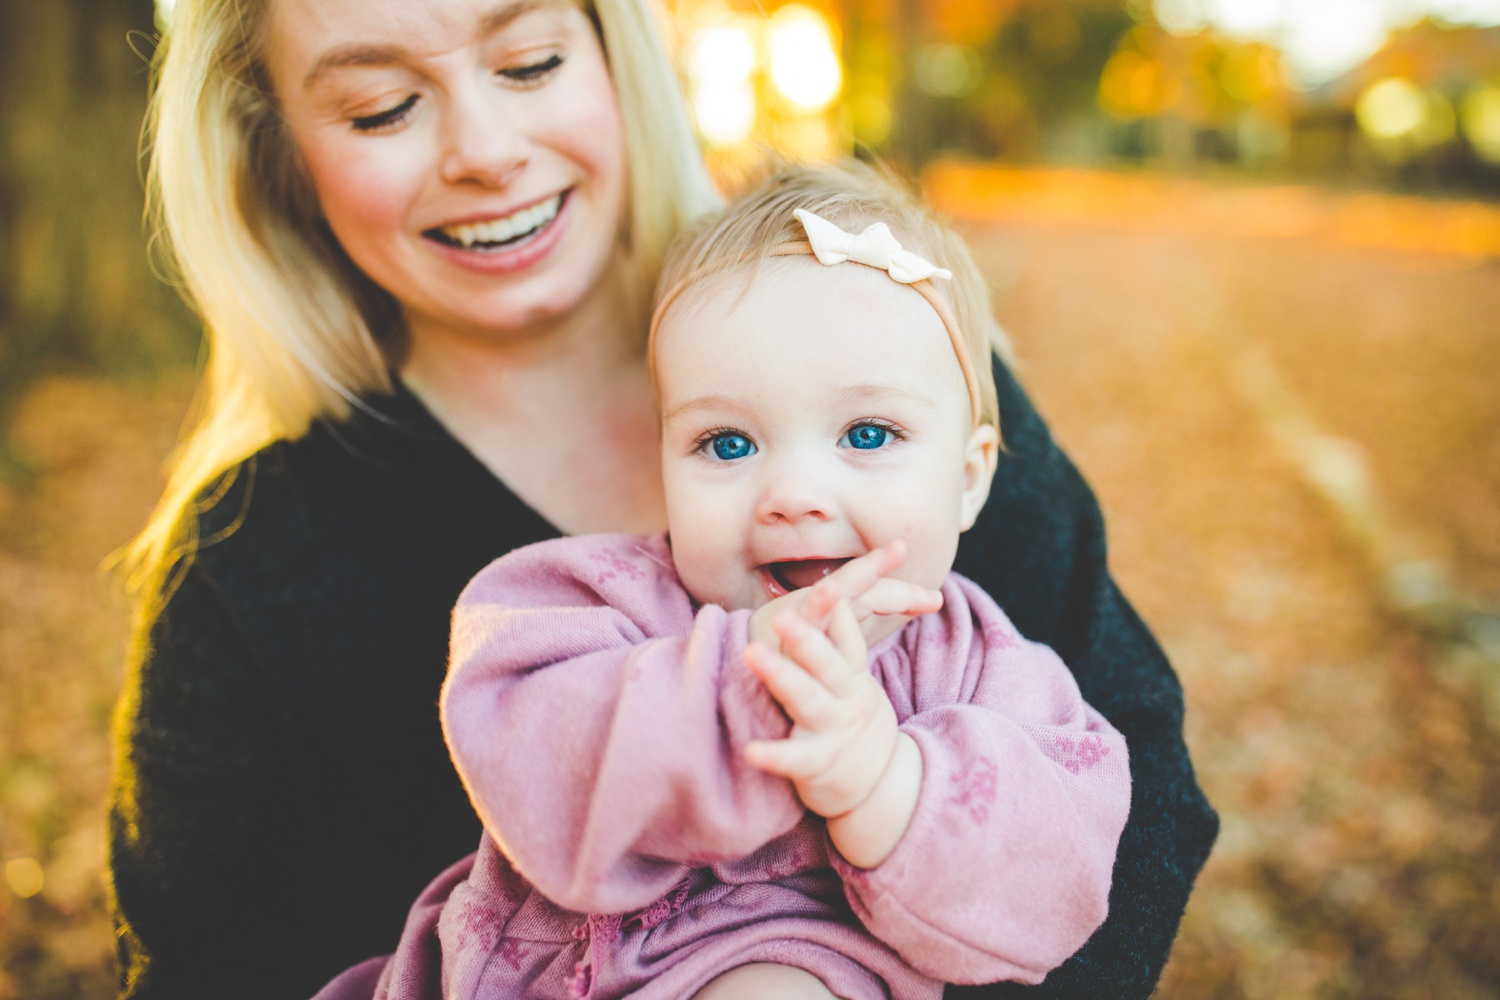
[649,208,985,427]
[792,209,954,284]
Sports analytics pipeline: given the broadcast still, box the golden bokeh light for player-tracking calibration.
[1356,77,1428,140]
[913,43,983,99]
[687,23,759,146]
[766,4,843,114]
[1218,44,1281,105]
[6,857,44,900]
[1099,50,1182,119]
[1461,83,1500,163]
[688,23,757,85]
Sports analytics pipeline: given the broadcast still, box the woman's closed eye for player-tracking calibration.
[351,94,419,132]
[499,52,563,86]
[696,429,757,462]
[347,53,563,133]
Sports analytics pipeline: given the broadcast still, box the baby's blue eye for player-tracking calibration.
[711,433,756,461]
[845,424,889,450]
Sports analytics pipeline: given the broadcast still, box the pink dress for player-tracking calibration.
[315,534,1130,1000]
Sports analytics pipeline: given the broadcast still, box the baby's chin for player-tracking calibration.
[678,571,797,613]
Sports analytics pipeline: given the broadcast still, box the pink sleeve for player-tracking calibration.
[832,575,1132,985]
[441,534,802,915]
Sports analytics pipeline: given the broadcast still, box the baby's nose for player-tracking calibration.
[755,464,835,525]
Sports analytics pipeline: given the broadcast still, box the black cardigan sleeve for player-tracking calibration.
[948,358,1219,998]
[107,559,335,1000]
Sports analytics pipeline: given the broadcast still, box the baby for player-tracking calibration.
[317,164,1131,1000]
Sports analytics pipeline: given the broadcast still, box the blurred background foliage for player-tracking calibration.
[0,0,193,476]
[2,0,1498,997]
[674,0,1500,187]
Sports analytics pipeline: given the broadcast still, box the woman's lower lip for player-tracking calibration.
[422,191,572,275]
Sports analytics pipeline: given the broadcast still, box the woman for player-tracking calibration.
[107,0,1217,997]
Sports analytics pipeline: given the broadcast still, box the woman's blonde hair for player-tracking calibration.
[125,0,719,597]
[650,160,1007,431]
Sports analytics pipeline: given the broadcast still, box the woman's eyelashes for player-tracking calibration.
[351,94,418,132]
[347,53,565,132]
[499,52,564,86]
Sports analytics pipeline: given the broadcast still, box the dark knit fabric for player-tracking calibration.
[107,359,1217,1000]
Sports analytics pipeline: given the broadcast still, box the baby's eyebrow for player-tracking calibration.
[660,394,747,425]
[836,384,938,410]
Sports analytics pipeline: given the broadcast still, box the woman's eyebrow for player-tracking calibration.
[302,0,552,89]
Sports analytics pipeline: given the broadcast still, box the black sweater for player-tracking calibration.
[107,359,1217,1000]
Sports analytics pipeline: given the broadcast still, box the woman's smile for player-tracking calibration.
[426,189,566,249]
[422,188,573,275]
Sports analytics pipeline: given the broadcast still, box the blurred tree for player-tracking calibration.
[864,0,1134,168]
[0,0,193,478]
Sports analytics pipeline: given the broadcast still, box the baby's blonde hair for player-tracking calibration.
[125,0,720,598]
[651,161,1005,431]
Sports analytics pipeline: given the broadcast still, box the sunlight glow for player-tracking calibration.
[1157,0,1500,86]
[5,858,44,899]
[1357,78,1428,139]
[687,24,758,146]
[767,5,842,114]
[1461,83,1500,161]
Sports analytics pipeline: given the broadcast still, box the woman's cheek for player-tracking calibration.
[305,136,423,237]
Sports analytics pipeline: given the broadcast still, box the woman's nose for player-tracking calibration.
[439,84,530,187]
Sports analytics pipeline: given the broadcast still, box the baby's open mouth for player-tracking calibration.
[765,558,852,593]
[426,191,567,250]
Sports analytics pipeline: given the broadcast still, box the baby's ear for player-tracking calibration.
[958,424,1000,532]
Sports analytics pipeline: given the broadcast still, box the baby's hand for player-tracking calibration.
[743,599,899,819]
[747,541,942,654]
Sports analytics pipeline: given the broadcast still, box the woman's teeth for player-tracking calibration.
[439,194,562,248]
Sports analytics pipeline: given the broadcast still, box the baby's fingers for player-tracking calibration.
[745,641,840,728]
[773,612,861,698]
[744,735,832,782]
[809,541,909,610]
[827,599,866,669]
[857,578,944,619]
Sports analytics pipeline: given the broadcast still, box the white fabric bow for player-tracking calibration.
[793,208,953,284]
